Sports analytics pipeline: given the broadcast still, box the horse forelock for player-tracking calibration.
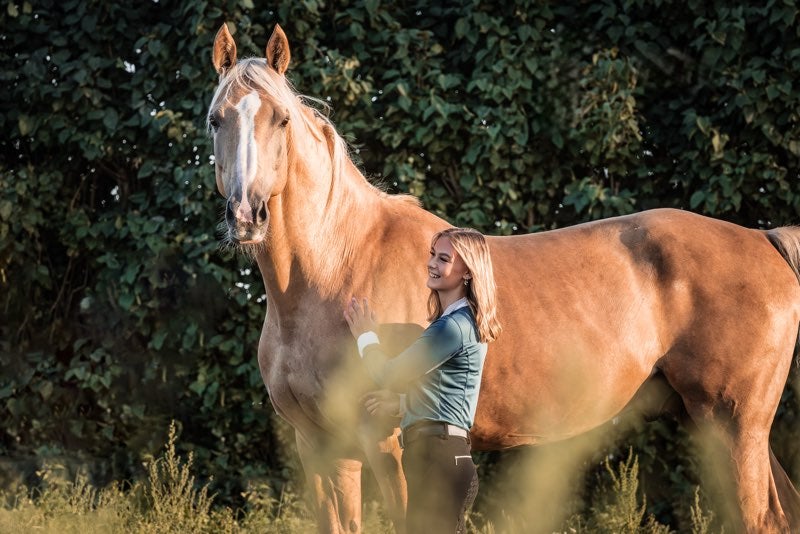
[211,59,293,114]
[210,58,351,194]
[211,59,342,147]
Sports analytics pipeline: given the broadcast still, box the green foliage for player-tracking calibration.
[1,0,799,530]
[556,451,721,534]
[586,450,671,534]
[1,0,281,499]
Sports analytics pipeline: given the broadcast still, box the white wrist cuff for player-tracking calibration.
[356,331,380,357]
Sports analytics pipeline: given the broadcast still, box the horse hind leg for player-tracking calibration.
[664,364,796,533]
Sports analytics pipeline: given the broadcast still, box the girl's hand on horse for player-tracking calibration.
[344,297,378,339]
[361,390,402,418]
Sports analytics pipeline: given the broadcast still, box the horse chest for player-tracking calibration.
[258,323,352,418]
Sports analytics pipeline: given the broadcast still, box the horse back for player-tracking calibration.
[472,208,800,449]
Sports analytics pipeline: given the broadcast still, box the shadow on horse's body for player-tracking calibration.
[208,23,800,534]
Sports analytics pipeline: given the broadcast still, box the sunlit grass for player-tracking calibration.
[0,423,720,533]
[0,421,314,533]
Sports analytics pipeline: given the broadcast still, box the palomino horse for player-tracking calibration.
[209,23,800,533]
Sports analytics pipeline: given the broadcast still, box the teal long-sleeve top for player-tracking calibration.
[362,306,487,431]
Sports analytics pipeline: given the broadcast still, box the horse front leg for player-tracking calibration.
[296,431,363,534]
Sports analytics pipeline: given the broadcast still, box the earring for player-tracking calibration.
[464,279,469,286]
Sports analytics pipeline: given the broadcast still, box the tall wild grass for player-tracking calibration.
[0,422,719,533]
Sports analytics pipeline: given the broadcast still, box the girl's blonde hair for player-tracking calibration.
[427,227,502,343]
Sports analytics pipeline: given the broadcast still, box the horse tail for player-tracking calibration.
[765,227,800,285]
[770,446,800,531]
[766,227,800,530]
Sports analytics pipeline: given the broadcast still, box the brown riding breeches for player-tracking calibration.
[401,429,479,533]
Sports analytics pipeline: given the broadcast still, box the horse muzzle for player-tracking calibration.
[225,196,269,243]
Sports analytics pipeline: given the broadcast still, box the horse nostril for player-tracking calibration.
[257,200,268,225]
[225,199,235,222]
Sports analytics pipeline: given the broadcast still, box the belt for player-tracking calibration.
[399,421,469,449]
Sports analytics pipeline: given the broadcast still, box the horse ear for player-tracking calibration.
[266,24,291,75]
[212,23,237,76]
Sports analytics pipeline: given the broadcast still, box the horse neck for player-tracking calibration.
[258,138,384,303]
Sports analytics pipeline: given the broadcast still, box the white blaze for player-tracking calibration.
[234,91,261,222]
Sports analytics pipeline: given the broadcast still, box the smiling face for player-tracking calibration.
[427,236,471,305]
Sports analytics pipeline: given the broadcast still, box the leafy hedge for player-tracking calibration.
[1,0,798,527]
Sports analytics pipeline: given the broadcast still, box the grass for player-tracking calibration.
[0,422,317,533]
[0,424,720,533]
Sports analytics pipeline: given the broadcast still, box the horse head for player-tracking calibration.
[209,24,295,245]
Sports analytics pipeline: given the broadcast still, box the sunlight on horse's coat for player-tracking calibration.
[209,22,800,534]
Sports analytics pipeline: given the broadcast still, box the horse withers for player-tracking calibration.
[208,22,800,533]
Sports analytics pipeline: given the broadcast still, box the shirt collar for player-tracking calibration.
[442,297,469,317]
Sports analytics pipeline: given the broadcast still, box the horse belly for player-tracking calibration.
[475,226,671,448]
[472,282,665,449]
[472,336,660,450]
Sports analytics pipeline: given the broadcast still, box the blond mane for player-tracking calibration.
[210,59,343,161]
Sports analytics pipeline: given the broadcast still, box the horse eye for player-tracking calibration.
[280,116,290,127]
[208,115,220,131]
